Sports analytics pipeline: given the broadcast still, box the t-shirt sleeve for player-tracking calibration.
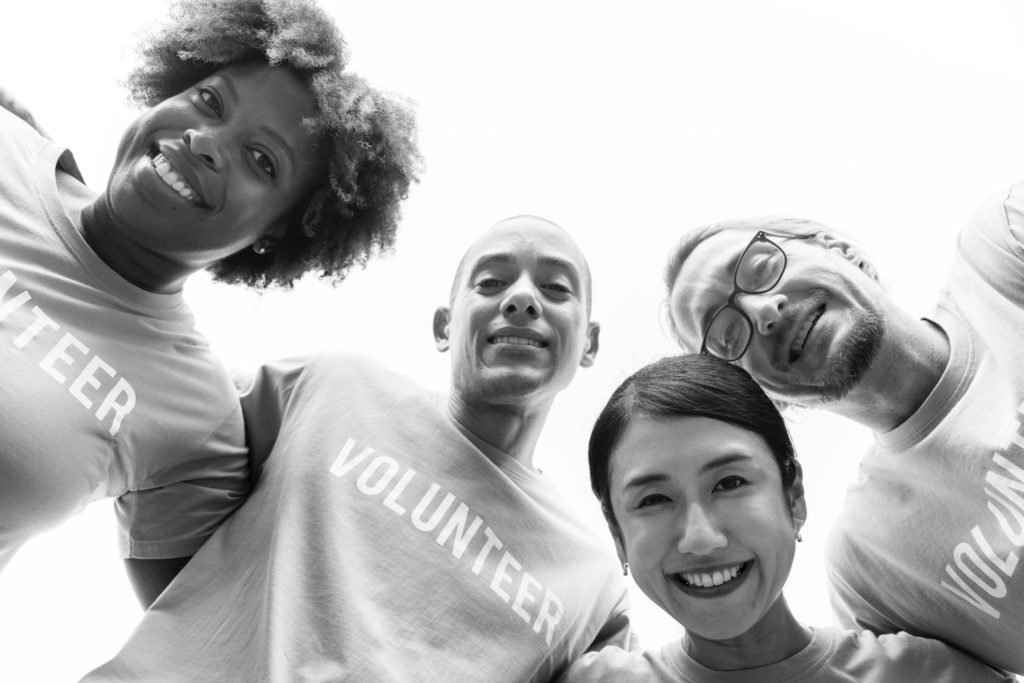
[114,406,249,559]
[823,561,897,634]
[586,588,639,653]
[858,631,1015,682]
[557,646,656,683]
[233,356,309,483]
[956,183,1024,300]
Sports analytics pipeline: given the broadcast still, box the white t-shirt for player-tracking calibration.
[85,354,632,682]
[561,626,1011,682]
[0,108,248,569]
[827,182,1024,673]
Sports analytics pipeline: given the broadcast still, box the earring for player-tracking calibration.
[795,530,803,543]
[252,241,271,255]
[622,562,629,577]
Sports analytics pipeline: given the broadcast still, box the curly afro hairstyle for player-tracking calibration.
[125,0,422,288]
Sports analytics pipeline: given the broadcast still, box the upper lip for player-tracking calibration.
[488,327,548,347]
[669,559,751,575]
[154,144,211,209]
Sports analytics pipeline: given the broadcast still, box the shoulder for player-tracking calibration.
[826,628,1011,681]
[961,182,1024,263]
[235,352,396,390]
[237,352,430,412]
[305,351,403,382]
[0,105,51,162]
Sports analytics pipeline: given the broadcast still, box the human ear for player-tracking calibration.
[810,233,878,281]
[787,460,807,532]
[579,321,600,368]
[251,223,287,255]
[433,307,451,353]
[612,529,627,567]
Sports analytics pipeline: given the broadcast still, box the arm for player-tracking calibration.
[123,556,192,608]
[118,360,304,608]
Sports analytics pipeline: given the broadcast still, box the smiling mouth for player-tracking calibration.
[490,335,548,349]
[788,305,825,364]
[150,152,205,207]
[676,560,751,589]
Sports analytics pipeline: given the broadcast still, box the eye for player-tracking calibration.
[713,475,747,493]
[740,251,784,290]
[249,148,276,178]
[711,320,738,354]
[636,492,671,509]
[542,282,572,296]
[195,86,222,116]
[475,277,506,290]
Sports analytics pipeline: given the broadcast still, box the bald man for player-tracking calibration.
[86,216,631,682]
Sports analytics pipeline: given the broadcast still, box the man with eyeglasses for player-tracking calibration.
[662,194,1024,676]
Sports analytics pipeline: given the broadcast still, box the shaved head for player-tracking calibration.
[449,216,593,314]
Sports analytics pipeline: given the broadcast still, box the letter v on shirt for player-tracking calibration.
[0,269,136,435]
[329,436,566,645]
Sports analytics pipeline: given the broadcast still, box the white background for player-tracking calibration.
[2,1,1024,679]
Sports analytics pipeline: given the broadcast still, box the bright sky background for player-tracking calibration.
[3,1,1024,680]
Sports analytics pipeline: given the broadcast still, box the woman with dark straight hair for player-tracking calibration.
[566,354,1010,681]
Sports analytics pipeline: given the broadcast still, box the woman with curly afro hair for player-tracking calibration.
[118,0,421,289]
[0,0,419,609]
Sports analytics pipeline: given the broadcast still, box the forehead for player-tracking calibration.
[460,218,590,284]
[667,230,755,344]
[206,62,319,130]
[609,416,776,491]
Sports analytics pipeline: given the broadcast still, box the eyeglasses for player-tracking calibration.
[700,231,813,362]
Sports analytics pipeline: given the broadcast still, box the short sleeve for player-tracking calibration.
[558,647,657,683]
[863,631,1016,682]
[587,589,639,653]
[826,559,900,636]
[114,406,249,559]
[955,183,1024,302]
[234,356,309,483]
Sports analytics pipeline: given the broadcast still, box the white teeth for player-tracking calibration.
[151,153,201,205]
[681,563,743,588]
[790,308,823,359]
[493,335,543,348]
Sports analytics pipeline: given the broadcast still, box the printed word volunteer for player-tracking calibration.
[329,436,566,645]
[942,402,1024,619]
[1,270,136,435]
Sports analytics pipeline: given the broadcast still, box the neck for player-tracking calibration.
[685,596,811,670]
[446,392,553,468]
[819,315,950,433]
[80,197,190,294]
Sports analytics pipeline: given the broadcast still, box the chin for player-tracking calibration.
[686,611,762,643]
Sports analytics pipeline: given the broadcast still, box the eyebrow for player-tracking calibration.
[620,453,754,491]
[621,472,669,491]
[699,452,753,473]
[471,254,582,283]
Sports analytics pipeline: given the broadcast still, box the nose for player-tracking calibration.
[501,278,541,320]
[737,292,786,336]
[676,503,727,556]
[183,128,224,170]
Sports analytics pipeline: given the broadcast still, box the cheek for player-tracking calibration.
[620,518,669,573]
[743,497,797,571]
